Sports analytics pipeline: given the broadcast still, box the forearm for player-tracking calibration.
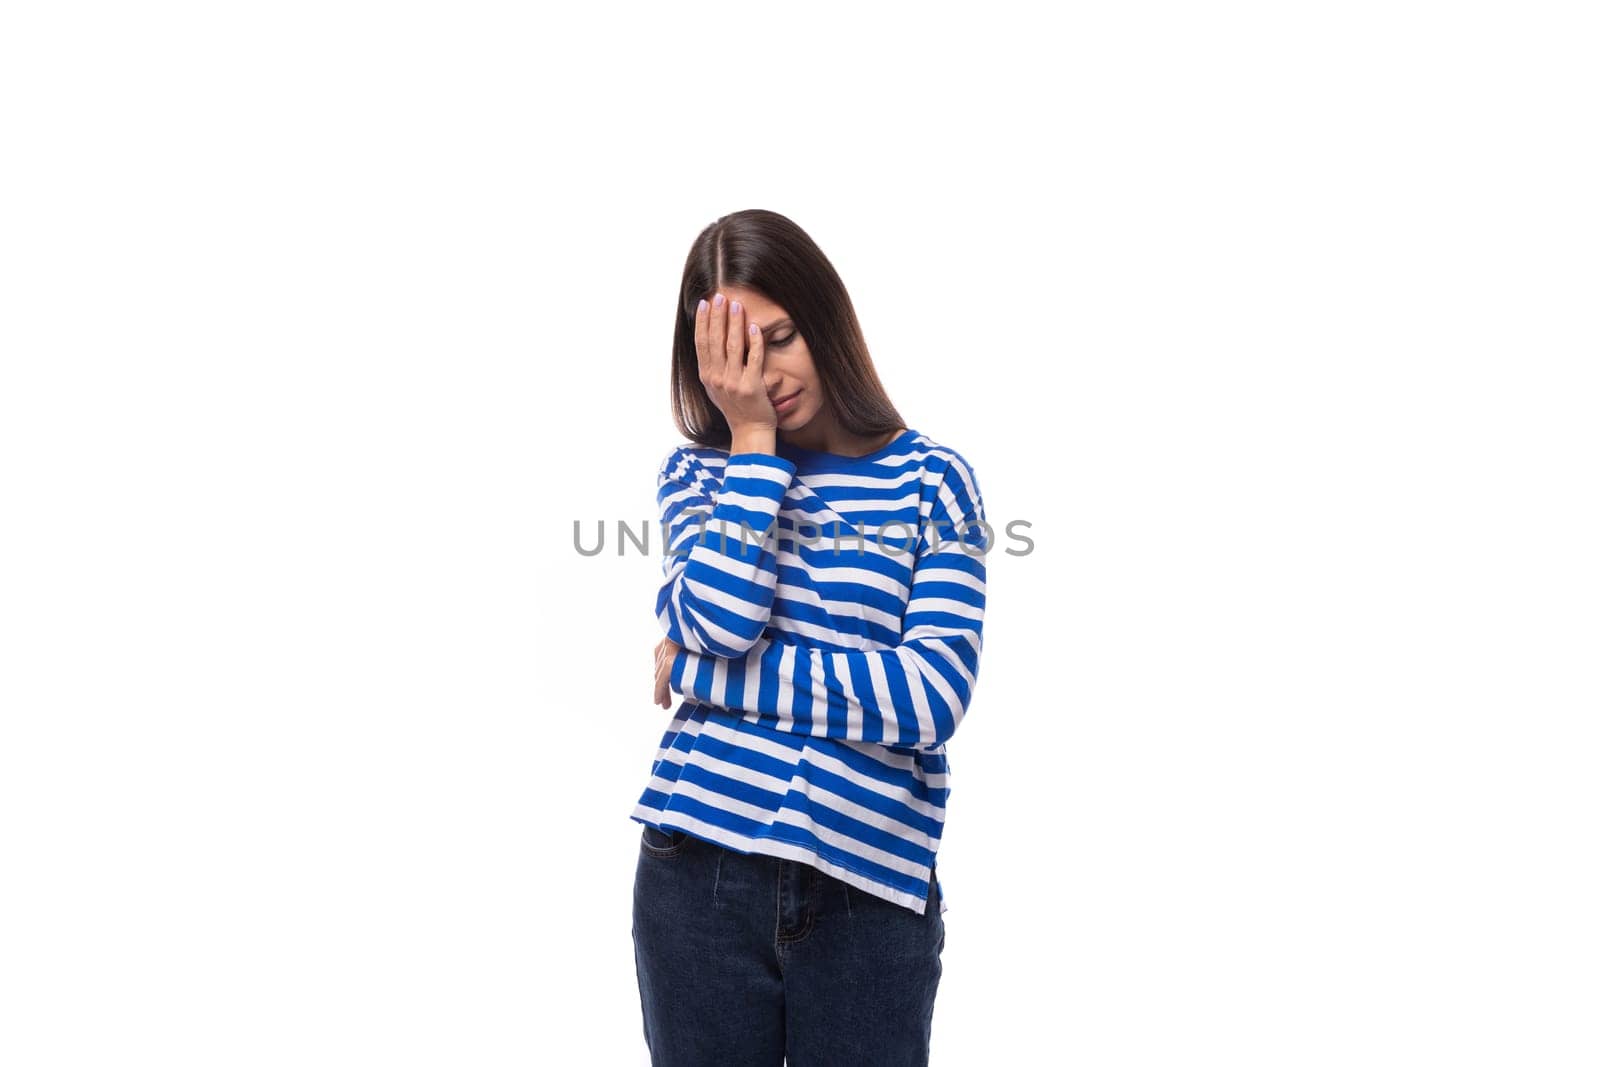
[671,628,980,751]
[669,499,988,748]
[655,446,796,656]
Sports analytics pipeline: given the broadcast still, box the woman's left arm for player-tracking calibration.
[667,457,988,751]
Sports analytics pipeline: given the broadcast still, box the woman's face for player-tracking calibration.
[714,285,824,432]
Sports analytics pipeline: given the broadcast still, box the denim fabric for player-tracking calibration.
[632,824,945,1066]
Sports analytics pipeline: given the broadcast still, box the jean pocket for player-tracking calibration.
[640,822,690,857]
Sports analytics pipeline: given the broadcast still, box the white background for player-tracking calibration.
[3,2,1596,1064]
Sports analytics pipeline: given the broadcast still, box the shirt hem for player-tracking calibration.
[631,805,943,917]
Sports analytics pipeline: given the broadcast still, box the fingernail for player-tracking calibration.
[697,298,707,313]
[713,293,724,308]
[730,300,741,314]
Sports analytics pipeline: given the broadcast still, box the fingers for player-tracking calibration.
[708,292,729,375]
[724,297,746,367]
[654,638,677,708]
[693,295,724,382]
[655,653,672,708]
[743,317,764,387]
[693,293,785,435]
[696,293,755,368]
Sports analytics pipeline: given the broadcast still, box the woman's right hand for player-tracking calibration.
[695,292,779,434]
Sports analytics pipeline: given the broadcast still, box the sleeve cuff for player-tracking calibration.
[725,451,796,473]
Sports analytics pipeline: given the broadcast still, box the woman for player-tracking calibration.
[630,209,989,1067]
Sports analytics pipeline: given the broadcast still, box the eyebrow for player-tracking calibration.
[760,317,793,332]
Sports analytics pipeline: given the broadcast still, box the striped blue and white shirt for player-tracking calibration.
[630,426,988,915]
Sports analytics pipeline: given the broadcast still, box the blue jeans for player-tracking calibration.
[632,824,945,1066]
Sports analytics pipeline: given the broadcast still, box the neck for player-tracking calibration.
[781,420,901,458]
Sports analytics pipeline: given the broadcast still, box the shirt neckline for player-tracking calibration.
[773,427,917,470]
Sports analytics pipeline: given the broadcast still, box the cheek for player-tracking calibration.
[792,350,819,384]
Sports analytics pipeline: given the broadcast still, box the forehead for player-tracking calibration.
[718,286,788,320]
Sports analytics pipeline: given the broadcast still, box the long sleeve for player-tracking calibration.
[670,454,988,751]
[655,446,799,657]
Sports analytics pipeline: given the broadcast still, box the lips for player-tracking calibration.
[772,390,801,411]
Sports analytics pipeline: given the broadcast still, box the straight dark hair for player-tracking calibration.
[669,209,905,450]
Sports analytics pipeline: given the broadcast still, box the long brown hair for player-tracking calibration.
[669,209,905,449]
